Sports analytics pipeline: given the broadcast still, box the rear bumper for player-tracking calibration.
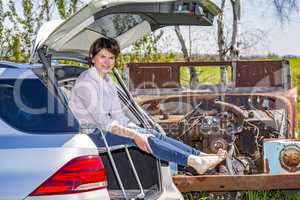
[24,189,110,200]
[156,191,183,200]
[173,173,300,192]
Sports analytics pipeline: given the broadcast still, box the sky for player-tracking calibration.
[3,0,300,56]
[155,0,300,56]
[240,0,300,56]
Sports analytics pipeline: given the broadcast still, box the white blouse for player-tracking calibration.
[69,67,130,132]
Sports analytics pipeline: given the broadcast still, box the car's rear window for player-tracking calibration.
[88,13,144,38]
[0,78,79,133]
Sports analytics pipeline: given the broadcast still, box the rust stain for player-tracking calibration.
[264,158,270,173]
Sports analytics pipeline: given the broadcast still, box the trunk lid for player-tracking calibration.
[31,0,220,62]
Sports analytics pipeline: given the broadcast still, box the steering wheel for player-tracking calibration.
[177,100,247,139]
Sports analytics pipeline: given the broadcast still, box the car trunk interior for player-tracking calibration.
[99,147,161,199]
[88,132,161,199]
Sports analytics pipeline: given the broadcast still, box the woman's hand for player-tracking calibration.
[133,133,152,154]
[110,123,152,154]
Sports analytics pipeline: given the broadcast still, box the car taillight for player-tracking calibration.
[29,155,107,196]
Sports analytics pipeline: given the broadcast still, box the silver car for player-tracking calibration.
[0,0,220,199]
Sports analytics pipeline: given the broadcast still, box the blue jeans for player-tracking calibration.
[98,127,201,166]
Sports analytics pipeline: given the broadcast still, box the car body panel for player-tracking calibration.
[0,64,182,199]
[0,126,101,200]
[0,68,37,79]
[0,61,31,69]
[157,164,183,200]
[24,189,110,200]
[0,68,108,199]
[263,139,300,173]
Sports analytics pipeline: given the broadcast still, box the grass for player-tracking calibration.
[289,58,300,137]
[183,190,300,200]
[179,65,232,87]
[183,192,209,200]
[245,190,300,200]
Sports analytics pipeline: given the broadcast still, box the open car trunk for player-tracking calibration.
[31,0,220,63]
[84,128,161,199]
[36,65,163,200]
[100,148,161,199]
[31,0,221,196]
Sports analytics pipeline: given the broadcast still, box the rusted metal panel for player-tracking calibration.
[127,60,288,90]
[236,61,283,87]
[127,61,233,68]
[128,65,180,90]
[172,173,300,192]
[128,61,231,90]
[282,88,297,136]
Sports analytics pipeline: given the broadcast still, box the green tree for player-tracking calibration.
[69,0,79,16]
[55,0,67,19]
[131,31,166,63]
[55,0,80,19]
[8,35,26,62]
[36,0,51,29]
[1,0,83,62]
[22,0,34,57]
[0,0,5,59]
[4,0,37,62]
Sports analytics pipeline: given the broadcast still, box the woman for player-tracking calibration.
[69,37,226,175]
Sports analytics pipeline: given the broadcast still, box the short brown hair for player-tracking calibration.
[88,37,120,67]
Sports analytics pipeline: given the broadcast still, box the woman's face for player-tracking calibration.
[92,48,116,74]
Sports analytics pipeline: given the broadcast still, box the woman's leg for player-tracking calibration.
[94,130,135,147]
[147,136,226,171]
[147,136,191,166]
[94,129,225,174]
[134,127,202,156]
[94,129,191,166]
